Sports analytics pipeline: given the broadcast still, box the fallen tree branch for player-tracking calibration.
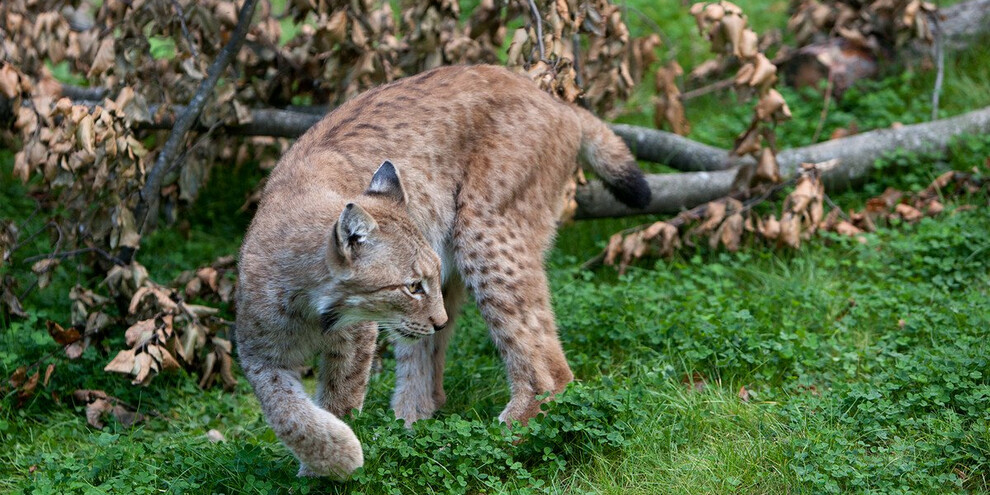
[13,97,990,220]
[133,0,258,237]
[608,123,751,172]
[939,0,990,51]
[576,106,990,218]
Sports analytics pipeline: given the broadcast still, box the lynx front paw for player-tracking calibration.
[293,423,364,479]
[392,392,443,428]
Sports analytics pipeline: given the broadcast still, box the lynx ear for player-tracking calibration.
[333,203,378,261]
[365,160,405,204]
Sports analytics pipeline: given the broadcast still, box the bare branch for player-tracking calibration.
[22,97,990,221]
[171,0,200,61]
[680,78,734,101]
[578,106,990,218]
[930,11,944,121]
[609,123,750,172]
[811,66,835,143]
[527,0,546,60]
[22,247,125,265]
[133,0,259,238]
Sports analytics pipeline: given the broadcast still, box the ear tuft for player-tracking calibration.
[365,160,405,203]
[333,203,378,261]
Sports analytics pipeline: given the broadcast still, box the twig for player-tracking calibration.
[823,194,849,220]
[581,174,804,270]
[526,0,546,61]
[680,78,734,101]
[8,221,57,256]
[930,11,944,121]
[134,0,258,238]
[623,4,676,60]
[171,0,200,61]
[811,66,835,143]
[571,34,583,87]
[22,247,125,265]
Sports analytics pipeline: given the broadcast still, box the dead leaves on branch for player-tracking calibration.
[506,0,660,117]
[96,260,235,389]
[18,257,237,391]
[10,92,148,255]
[599,165,986,273]
[788,0,937,50]
[689,2,792,193]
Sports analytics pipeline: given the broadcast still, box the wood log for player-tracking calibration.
[575,106,990,218]
[7,96,990,221]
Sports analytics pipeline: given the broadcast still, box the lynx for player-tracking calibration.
[235,64,650,478]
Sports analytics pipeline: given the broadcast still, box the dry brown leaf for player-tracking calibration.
[31,258,60,290]
[737,29,759,59]
[86,398,112,429]
[895,203,923,222]
[0,64,21,98]
[923,171,956,197]
[198,351,218,389]
[697,201,727,234]
[924,199,944,215]
[124,319,157,347]
[46,320,81,346]
[9,366,27,388]
[133,352,154,385]
[43,363,55,387]
[604,233,624,266]
[787,176,818,213]
[733,126,762,156]
[834,221,864,237]
[104,348,136,375]
[88,38,114,78]
[759,215,781,240]
[65,340,87,359]
[778,212,801,249]
[717,212,744,252]
[218,350,237,391]
[755,147,780,183]
[755,88,789,121]
[721,14,747,53]
[196,267,219,292]
[748,54,777,89]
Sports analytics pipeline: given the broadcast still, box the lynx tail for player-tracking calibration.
[575,107,652,209]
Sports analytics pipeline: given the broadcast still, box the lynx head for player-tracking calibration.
[324,161,447,339]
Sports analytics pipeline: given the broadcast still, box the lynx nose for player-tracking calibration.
[430,316,447,332]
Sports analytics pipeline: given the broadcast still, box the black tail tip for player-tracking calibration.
[604,171,651,209]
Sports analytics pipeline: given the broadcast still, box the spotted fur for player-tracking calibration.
[235,65,650,477]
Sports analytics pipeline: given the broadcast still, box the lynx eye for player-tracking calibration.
[405,281,425,295]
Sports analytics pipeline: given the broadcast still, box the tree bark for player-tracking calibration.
[575,106,990,219]
[608,123,750,172]
[133,0,258,236]
[940,0,990,51]
[8,95,990,220]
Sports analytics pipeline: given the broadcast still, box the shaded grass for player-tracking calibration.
[4,198,988,493]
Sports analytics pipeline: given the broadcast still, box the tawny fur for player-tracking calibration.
[235,65,650,478]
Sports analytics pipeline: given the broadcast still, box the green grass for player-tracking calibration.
[4,192,989,493]
[3,1,990,493]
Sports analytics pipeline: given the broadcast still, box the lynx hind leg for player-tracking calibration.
[316,322,378,418]
[454,214,574,425]
[239,349,363,479]
[391,276,466,426]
